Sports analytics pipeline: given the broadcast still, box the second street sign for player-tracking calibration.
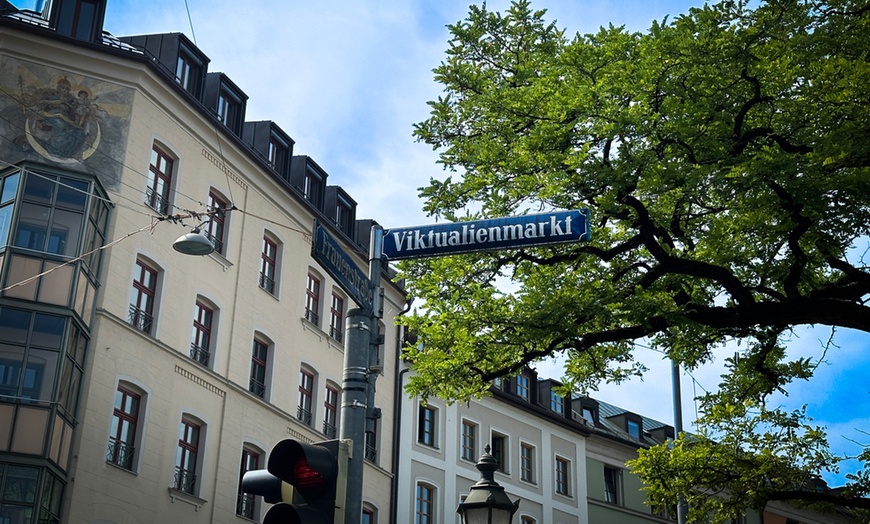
[312,221,375,312]
[382,209,590,260]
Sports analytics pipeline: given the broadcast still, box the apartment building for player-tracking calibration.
[0,2,406,522]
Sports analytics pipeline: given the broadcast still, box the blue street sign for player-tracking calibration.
[311,222,375,311]
[382,209,590,260]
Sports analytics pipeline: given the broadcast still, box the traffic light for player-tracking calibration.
[242,439,348,524]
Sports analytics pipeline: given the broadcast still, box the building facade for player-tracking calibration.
[396,367,591,524]
[0,2,406,523]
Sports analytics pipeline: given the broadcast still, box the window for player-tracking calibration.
[582,406,596,424]
[365,417,379,464]
[491,433,507,472]
[54,0,102,41]
[323,384,339,438]
[521,443,535,483]
[217,89,241,131]
[190,299,215,367]
[0,169,20,247]
[415,483,435,524]
[14,172,87,257]
[550,391,564,414]
[627,418,641,440]
[521,516,537,524]
[329,292,344,341]
[555,457,571,496]
[362,506,376,524]
[303,167,324,208]
[0,465,62,524]
[249,338,269,399]
[516,375,530,400]
[268,135,290,178]
[128,258,158,335]
[335,196,353,234]
[417,404,437,447]
[107,384,140,470]
[174,417,201,495]
[146,143,173,214]
[604,466,622,504]
[206,190,227,255]
[298,369,314,426]
[175,47,203,97]
[461,420,477,462]
[237,446,261,519]
[305,272,320,325]
[260,235,278,295]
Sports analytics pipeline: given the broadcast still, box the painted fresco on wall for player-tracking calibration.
[0,56,133,191]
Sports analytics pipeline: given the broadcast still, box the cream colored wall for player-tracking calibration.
[0,29,403,524]
[399,387,586,524]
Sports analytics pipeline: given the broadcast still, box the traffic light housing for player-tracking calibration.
[242,439,348,524]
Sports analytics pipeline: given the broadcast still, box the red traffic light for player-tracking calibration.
[268,439,337,503]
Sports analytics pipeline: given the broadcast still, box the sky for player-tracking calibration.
[21,0,868,486]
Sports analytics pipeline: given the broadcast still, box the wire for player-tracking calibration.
[0,209,219,294]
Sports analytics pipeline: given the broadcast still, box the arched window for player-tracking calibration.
[146,142,176,214]
[190,297,219,368]
[107,381,146,472]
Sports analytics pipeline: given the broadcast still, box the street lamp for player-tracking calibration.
[457,445,520,524]
[172,228,214,255]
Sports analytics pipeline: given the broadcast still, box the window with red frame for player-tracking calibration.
[174,418,200,494]
[191,300,213,367]
[298,369,314,426]
[260,236,277,294]
[329,292,344,341]
[108,385,140,470]
[129,258,157,335]
[206,191,227,254]
[323,384,338,438]
[250,338,268,399]
[146,144,173,214]
[305,273,320,325]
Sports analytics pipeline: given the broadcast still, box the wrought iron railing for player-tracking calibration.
[173,467,196,494]
[128,305,153,335]
[323,421,337,439]
[296,405,312,426]
[329,325,343,342]
[304,308,319,326]
[145,187,170,215]
[259,272,275,295]
[106,437,134,470]
[189,343,210,367]
[249,377,265,399]
[236,493,256,519]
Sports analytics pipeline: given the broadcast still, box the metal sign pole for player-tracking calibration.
[339,225,384,524]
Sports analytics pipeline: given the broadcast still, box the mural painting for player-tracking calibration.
[0,56,133,191]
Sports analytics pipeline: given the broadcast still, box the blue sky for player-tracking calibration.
[20,0,868,486]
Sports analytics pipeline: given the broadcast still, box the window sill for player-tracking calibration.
[168,488,207,511]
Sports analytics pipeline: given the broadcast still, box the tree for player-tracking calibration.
[401,0,870,518]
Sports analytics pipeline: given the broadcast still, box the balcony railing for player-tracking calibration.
[259,272,276,295]
[190,343,210,367]
[236,493,256,519]
[328,325,343,342]
[365,445,377,463]
[296,405,312,426]
[304,308,319,326]
[128,305,153,335]
[173,467,196,494]
[323,421,337,439]
[145,187,171,215]
[249,377,265,399]
[106,437,134,470]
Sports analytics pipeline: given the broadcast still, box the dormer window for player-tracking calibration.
[335,196,354,235]
[205,73,247,136]
[550,391,564,414]
[51,0,106,42]
[304,168,324,208]
[627,419,641,439]
[268,136,290,179]
[217,89,240,130]
[175,46,205,98]
[516,375,530,401]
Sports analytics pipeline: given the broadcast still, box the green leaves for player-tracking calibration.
[403,0,870,514]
